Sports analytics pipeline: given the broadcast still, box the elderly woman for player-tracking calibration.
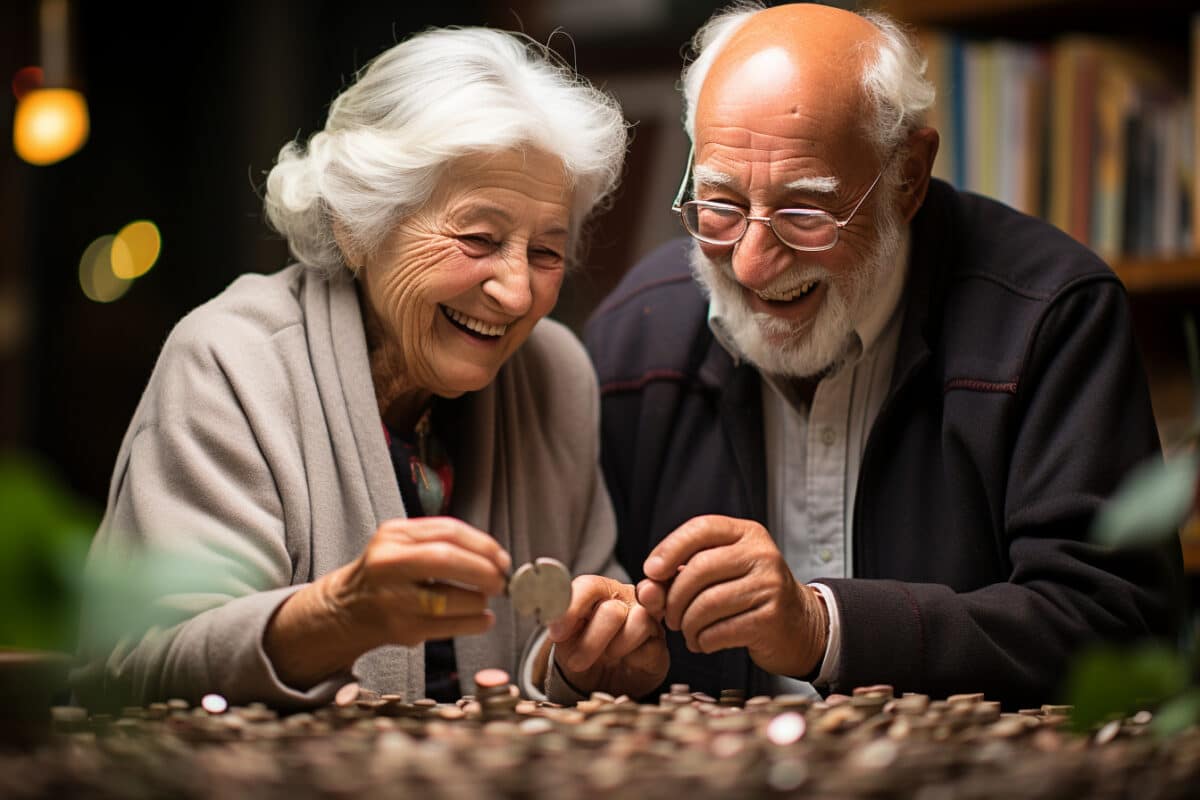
[72,27,667,709]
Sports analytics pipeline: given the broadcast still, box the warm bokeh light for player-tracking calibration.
[11,66,43,101]
[13,87,89,166]
[111,220,162,279]
[79,235,132,303]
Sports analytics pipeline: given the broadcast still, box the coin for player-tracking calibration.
[335,682,361,707]
[474,668,511,691]
[200,693,228,714]
[507,557,572,624]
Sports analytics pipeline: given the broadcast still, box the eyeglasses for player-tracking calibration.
[670,144,888,252]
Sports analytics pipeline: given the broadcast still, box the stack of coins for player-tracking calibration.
[718,688,746,708]
[473,668,519,720]
[660,683,693,707]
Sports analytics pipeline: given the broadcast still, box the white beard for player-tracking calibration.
[688,192,904,379]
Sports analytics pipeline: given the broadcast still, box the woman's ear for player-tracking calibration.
[896,127,939,223]
[332,218,363,271]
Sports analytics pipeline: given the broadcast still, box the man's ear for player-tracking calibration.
[896,126,939,223]
[332,218,363,271]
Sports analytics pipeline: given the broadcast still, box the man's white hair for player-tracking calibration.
[264,27,628,276]
[680,2,935,159]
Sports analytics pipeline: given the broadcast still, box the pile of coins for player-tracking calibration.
[2,674,1199,799]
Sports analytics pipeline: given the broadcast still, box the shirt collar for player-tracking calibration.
[707,227,911,372]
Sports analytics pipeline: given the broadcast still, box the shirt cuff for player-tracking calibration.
[518,628,551,701]
[543,644,590,705]
[809,582,841,687]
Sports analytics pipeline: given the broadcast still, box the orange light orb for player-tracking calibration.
[13,87,90,166]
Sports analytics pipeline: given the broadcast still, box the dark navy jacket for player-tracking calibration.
[583,179,1184,708]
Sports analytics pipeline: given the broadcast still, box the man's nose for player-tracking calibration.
[731,217,789,288]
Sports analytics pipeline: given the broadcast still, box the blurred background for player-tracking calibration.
[0,0,755,507]
[2,0,1197,559]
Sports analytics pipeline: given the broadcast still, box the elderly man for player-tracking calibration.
[582,2,1182,707]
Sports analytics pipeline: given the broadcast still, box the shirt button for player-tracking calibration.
[820,426,836,446]
[819,548,833,563]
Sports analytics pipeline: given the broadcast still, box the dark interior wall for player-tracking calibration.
[3,0,730,509]
[13,1,497,508]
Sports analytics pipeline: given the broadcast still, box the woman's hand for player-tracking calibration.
[264,517,510,690]
[545,575,668,700]
[334,517,511,646]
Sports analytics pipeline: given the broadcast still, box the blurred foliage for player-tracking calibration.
[1066,645,1190,733]
[1072,315,1199,735]
[1093,453,1200,549]
[0,452,97,653]
[0,449,260,673]
[78,540,264,655]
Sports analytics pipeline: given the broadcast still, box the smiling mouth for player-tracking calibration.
[440,305,509,339]
[755,280,820,303]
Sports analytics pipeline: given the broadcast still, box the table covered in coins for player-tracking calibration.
[4,676,1200,799]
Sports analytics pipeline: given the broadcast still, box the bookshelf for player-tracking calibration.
[1113,257,1200,294]
[874,0,1200,568]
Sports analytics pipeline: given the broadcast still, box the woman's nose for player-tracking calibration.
[482,255,533,316]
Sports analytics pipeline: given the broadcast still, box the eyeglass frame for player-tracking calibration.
[670,143,889,252]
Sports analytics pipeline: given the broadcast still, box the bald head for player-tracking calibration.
[696,5,881,158]
[682,3,936,159]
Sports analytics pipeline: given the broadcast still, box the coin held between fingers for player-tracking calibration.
[507,557,572,625]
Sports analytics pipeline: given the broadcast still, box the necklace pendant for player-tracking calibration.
[416,465,445,516]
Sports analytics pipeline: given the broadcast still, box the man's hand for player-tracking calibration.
[545,575,668,699]
[637,515,828,677]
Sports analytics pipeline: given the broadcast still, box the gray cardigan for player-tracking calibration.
[72,264,621,709]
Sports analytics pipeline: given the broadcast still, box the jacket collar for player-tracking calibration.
[890,179,954,394]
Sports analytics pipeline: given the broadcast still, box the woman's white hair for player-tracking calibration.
[681,3,935,159]
[264,27,628,276]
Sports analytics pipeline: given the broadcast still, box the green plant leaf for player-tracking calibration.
[1065,644,1190,732]
[0,452,97,652]
[1092,453,1199,548]
[1151,688,1200,737]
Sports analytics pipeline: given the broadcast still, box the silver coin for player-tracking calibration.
[507,557,572,624]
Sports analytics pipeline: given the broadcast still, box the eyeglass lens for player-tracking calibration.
[681,202,837,249]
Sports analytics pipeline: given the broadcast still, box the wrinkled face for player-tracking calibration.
[357,148,571,397]
[691,46,904,378]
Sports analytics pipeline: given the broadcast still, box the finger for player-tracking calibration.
[636,578,668,619]
[691,606,768,655]
[546,575,627,642]
[643,515,747,580]
[409,583,490,618]
[603,603,662,661]
[678,578,761,652]
[377,541,508,595]
[558,598,629,673]
[378,517,512,573]
[621,632,670,677]
[416,609,497,642]
[663,545,750,630]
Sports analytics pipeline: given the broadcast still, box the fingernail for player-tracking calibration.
[644,556,664,576]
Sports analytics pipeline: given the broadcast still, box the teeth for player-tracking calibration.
[757,280,817,302]
[443,306,509,337]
